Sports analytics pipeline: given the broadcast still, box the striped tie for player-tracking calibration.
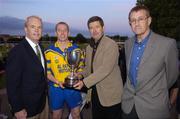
[35,45,41,61]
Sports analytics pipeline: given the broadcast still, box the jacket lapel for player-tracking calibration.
[126,33,156,90]
[40,44,47,73]
[139,32,156,67]
[23,39,44,70]
[127,37,134,73]
[93,35,107,63]
[94,41,103,62]
[136,32,156,90]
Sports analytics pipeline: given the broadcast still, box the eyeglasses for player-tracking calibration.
[129,16,149,25]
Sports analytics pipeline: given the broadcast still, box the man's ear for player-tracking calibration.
[148,16,152,26]
[103,26,105,31]
[24,27,27,34]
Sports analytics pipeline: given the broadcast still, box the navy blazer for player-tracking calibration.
[6,39,47,117]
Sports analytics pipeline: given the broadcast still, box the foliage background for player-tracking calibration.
[137,0,180,41]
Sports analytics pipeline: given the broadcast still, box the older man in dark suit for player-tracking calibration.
[6,16,48,119]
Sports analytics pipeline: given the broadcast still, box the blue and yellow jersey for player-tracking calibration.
[45,41,85,87]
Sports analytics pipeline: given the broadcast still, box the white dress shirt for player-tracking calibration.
[26,37,45,69]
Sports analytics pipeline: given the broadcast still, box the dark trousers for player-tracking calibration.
[122,106,139,119]
[91,87,122,119]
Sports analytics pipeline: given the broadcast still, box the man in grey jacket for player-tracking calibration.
[121,5,179,119]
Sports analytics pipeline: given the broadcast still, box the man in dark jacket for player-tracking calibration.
[6,16,48,119]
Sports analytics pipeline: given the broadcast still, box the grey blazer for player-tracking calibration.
[122,32,179,119]
[83,36,123,107]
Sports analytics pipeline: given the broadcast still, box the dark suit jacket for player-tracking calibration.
[6,39,47,117]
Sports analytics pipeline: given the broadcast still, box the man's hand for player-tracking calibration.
[170,88,178,106]
[15,109,27,119]
[57,81,65,89]
[73,80,84,90]
[74,72,84,80]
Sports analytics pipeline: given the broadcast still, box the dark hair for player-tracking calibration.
[87,16,104,28]
[55,22,69,32]
[129,5,150,20]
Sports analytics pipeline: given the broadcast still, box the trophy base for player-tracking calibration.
[64,77,78,89]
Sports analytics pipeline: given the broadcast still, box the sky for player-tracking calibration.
[0,0,136,36]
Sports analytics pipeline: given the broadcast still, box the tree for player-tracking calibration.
[137,0,180,41]
[42,33,50,41]
[74,33,88,43]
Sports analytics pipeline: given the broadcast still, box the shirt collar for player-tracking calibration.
[135,31,151,45]
[90,34,104,49]
[54,41,72,48]
[92,34,104,43]
[26,36,38,48]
